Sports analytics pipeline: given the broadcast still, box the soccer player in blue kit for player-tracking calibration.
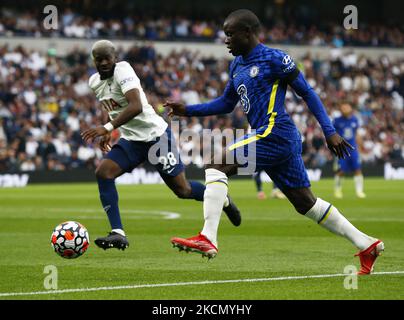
[333,102,366,199]
[164,10,383,274]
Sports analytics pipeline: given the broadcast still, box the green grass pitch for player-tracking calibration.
[0,178,403,300]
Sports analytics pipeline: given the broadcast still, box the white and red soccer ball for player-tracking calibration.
[51,221,89,259]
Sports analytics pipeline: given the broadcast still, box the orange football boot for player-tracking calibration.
[171,233,218,259]
[355,240,384,275]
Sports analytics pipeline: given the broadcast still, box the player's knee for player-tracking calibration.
[174,185,192,199]
[95,166,116,180]
[205,163,223,171]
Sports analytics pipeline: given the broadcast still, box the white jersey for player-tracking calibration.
[88,61,167,141]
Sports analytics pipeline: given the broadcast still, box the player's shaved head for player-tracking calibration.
[225,9,261,35]
[91,40,116,58]
[223,9,261,57]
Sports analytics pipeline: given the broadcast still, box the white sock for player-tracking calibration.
[200,168,228,247]
[354,174,364,193]
[112,228,126,237]
[334,175,342,190]
[305,198,376,250]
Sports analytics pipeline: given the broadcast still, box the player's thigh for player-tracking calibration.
[227,133,294,175]
[338,158,350,173]
[149,128,185,177]
[264,157,311,192]
[159,171,192,198]
[206,147,239,176]
[263,145,314,213]
[104,139,147,175]
[350,150,362,171]
[95,158,124,180]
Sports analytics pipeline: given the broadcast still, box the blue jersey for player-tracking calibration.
[333,115,359,148]
[186,43,336,142]
[228,44,300,140]
[185,43,338,189]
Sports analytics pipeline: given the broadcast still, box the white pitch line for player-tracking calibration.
[1,271,404,298]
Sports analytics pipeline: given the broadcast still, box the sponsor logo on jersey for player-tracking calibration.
[237,84,251,114]
[282,61,296,73]
[100,98,121,112]
[249,66,259,78]
[120,77,134,85]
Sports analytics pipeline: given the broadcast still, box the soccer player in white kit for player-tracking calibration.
[81,40,241,250]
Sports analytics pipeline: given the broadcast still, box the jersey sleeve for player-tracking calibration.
[114,62,141,95]
[88,74,98,91]
[269,50,298,81]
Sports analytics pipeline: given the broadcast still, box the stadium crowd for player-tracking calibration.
[1,7,404,47]
[0,43,403,173]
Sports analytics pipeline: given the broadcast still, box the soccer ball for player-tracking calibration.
[51,221,90,259]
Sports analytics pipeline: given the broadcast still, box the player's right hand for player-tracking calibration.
[163,101,187,117]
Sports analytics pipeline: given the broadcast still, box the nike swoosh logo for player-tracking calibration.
[103,205,111,213]
[233,73,238,78]
[167,168,175,174]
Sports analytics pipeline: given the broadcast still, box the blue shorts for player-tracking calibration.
[105,128,184,178]
[338,149,361,173]
[229,133,310,191]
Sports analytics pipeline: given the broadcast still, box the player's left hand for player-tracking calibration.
[98,133,112,153]
[81,126,109,143]
[326,133,354,159]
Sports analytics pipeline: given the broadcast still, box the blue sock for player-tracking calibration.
[97,178,123,230]
[254,172,263,192]
[189,180,206,202]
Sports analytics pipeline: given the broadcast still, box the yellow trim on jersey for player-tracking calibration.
[267,80,279,114]
[228,80,279,151]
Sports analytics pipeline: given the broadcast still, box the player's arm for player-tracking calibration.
[287,70,353,159]
[163,72,239,117]
[97,108,112,152]
[81,89,142,144]
[270,51,353,159]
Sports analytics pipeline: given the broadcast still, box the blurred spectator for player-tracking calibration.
[1,7,404,47]
[0,43,403,174]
